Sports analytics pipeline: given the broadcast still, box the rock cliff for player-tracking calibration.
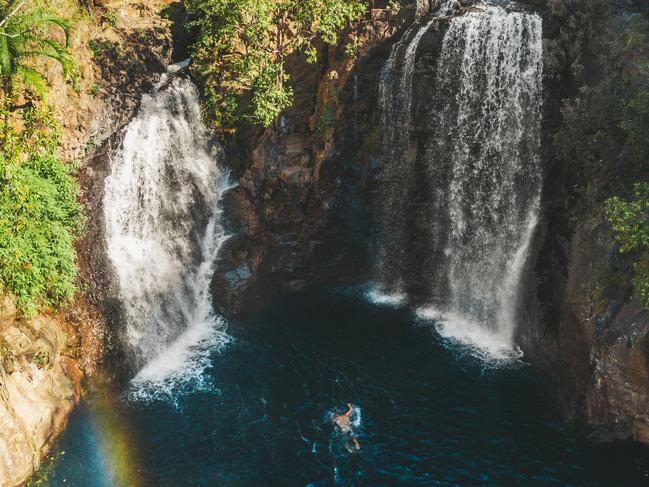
[521,0,649,444]
[210,0,649,446]
[212,1,417,313]
[0,297,102,487]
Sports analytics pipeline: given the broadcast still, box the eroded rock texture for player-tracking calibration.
[521,0,649,443]
[0,300,76,487]
[211,0,649,445]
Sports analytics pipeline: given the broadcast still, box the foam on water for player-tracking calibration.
[364,287,407,307]
[417,306,524,365]
[125,317,231,403]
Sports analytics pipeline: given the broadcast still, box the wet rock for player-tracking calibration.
[521,0,649,445]
[224,265,253,292]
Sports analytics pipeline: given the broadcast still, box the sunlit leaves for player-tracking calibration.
[0,0,76,101]
[186,0,366,127]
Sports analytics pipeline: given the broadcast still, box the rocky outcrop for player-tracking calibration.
[44,0,175,160]
[527,217,649,443]
[0,297,102,487]
[520,0,649,444]
[212,2,415,314]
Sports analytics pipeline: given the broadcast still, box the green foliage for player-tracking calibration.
[31,350,47,367]
[86,81,102,96]
[0,107,83,315]
[317,103,336,136]
[0,0,76,102]
[606,182,649,308]
[99,11,117,27]
[387,0,400,11]
[186,0,366,128]
[344,36,359,57]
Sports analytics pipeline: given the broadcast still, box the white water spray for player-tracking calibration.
[422,6,543,359]
[376,6,544,361]
[103,72,231,399]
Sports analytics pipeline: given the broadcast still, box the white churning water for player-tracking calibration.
[103,71,231,400]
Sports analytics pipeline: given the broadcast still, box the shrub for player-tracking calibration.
[0,108,83,315]
[606,182,649,309]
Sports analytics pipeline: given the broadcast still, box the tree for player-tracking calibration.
[606,182,649,309]
[186,0,366,128]
[0,0,75,110]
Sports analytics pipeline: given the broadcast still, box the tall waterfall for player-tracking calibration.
[377,5,543,358]
[103,73,230,398]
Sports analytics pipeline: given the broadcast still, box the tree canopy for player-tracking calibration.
[186,0,366,128]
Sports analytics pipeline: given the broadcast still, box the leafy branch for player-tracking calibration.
[186,0,366,128]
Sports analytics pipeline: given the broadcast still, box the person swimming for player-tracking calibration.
[332,403,354,434]
[332,403,360,452]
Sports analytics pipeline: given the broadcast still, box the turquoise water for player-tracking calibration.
[39,288,649,486]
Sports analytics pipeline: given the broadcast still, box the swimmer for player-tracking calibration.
[332,404,361,453]
[332,403,354,434]
[346,436,360,453]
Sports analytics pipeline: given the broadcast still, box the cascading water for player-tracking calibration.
[103,71,231,399]
[372,18,435,305]
[424,6,543,357]
[376,5,543,359]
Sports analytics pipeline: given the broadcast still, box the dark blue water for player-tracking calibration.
[38,288,649,486]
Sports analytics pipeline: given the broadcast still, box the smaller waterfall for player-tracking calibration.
[373,18,435,303]
[103,72,231,399]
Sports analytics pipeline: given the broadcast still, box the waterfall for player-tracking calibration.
[103,72,231,398]
[377,5,543,359]
[428,6,543,356]
[373,18,435,304]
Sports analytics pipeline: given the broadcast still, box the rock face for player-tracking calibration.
[520,0,649,444]
[212,0,649,446]
[212,2,415,313]
[0,299,92,487]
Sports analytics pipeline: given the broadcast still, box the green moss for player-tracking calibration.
[32,351,48,368]
[88,38,116,57]
[99,11,118,27]
[317,104,337,138]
